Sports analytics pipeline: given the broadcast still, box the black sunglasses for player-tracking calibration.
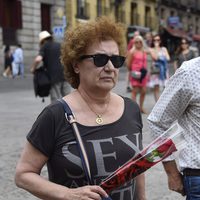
[79,54,126,68]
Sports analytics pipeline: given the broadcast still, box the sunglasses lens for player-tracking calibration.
[110,56,125,68]
[81,54,125,68]
[93,54,109,67]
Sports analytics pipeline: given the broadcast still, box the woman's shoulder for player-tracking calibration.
[42,100,65,120]
[120,96,140,110]
[161,46,168,52]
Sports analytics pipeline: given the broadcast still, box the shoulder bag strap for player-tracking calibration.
[58,99,93,185]
[58,99,112,200]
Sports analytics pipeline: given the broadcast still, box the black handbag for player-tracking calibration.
[58,99,112,200]
[33,66,51,102]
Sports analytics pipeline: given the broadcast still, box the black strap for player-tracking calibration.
[58,99,112,200]
[58,99,93,185]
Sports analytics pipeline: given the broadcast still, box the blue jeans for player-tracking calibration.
[183,176,200,200]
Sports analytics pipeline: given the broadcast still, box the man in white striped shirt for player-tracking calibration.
[148,57,200,199]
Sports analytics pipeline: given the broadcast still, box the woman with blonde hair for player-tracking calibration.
[127,35,148,114]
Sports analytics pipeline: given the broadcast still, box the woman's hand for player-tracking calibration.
[65,185,109,200]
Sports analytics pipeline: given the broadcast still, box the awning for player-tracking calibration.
[193,34,200,41]
[164,27,200,42]
[164,27,189,38]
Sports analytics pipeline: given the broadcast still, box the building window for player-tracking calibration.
[195,26,199,34]
[130,2,139,25]
[0,0,22,45]
[41,3,51,32]
[160,8,165,19]
[145,6,151,28]
[97,0,102,17]
[76,0,89,19]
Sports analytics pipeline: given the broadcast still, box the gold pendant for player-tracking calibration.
[96,115,103,124]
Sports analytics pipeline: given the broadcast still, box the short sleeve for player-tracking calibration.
[39,44,45,58]
[27,107,55,157]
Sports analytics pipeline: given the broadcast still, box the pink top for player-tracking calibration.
[130,51,147,87]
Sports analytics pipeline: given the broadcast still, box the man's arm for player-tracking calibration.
[148,62,192,195]
[162,161,185,196]
[30,55,43,73]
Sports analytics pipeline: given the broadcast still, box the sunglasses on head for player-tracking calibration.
[79,54,126,68]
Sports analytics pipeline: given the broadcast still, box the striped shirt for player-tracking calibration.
[148,57,200,171]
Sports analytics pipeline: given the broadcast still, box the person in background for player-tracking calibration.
[144,32,153,48]
[12,44,24,78]
[3,45,13,78]
[174,38,195,71]
[127,31,140,51]
[31,31,71,102]
[126,30,140,92]
[149,34,170,102]
[15,16,146,200]
[148,56,200,199]
[144,32,153,92]
[126,35,148,114]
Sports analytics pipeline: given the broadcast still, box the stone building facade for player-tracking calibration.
[0,0,66,73]
[0,0,158,74]
[66,0,157,32]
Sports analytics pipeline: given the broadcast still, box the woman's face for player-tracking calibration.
[153,36,161,47]
[134,40,143,49]
[76,40,121,92]
[181,39,189,50]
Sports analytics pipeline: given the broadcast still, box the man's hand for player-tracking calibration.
[31,55,43,74]
[163,160,185,196]
[167,171,185,196]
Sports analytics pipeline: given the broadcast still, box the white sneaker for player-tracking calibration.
[3,72,7,77]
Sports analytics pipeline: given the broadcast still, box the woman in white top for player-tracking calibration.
[149,34,170,102]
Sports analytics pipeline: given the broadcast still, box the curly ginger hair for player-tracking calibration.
[61,16,126,89]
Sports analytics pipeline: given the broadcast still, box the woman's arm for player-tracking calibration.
[163,47,170,61]
[149,48,158,61]
[135,174,146,200]
[15,141,108,200]
[126,50,134,71]
[173,60,178,71]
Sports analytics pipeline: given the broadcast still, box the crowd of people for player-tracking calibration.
[2,44,24,78]
[0,16,197,200]
[126,30,198,110]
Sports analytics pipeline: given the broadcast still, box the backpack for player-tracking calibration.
[33,66,51,102]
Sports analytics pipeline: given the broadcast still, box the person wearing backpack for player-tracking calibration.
[31,31,71,102]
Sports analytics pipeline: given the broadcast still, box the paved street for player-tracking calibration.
[0,69,185,200]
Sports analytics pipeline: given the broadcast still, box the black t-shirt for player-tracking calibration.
[27,97,143,200]
[39,41,65,84]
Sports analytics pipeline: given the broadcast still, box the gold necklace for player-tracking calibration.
[77,90,110,125]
